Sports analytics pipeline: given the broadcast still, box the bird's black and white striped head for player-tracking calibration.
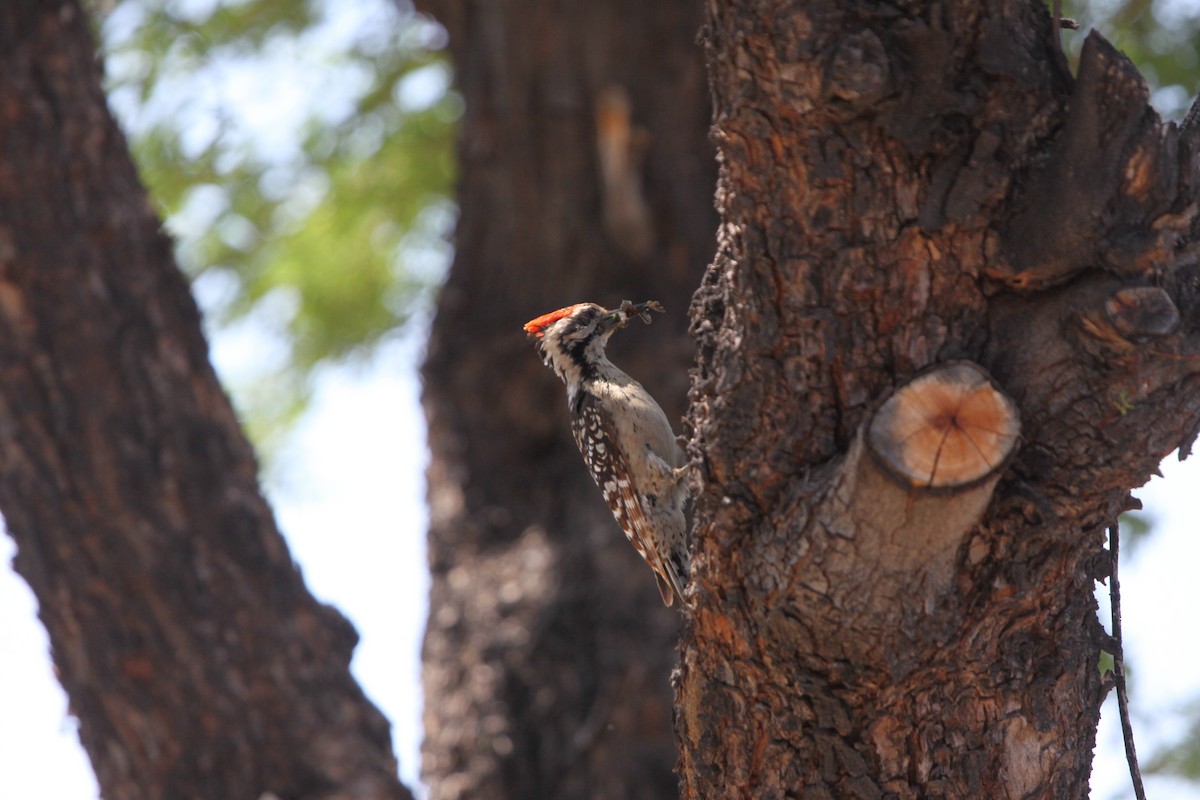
[523,302,623,397]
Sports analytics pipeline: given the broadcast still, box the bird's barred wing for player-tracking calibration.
[571,393,681,605]
[570,394,647,547]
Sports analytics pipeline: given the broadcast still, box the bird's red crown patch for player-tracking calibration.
[523,304,586,338]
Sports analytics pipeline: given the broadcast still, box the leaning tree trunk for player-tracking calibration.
[416,0,715,797]
[0,4,409,798]
[680,1,1200,797]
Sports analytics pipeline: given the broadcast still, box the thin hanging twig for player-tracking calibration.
[1109,520,1147,800]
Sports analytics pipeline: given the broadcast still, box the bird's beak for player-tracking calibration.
[596,308,628,335]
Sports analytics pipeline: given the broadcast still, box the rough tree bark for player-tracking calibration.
[416,0,715,797]
[0,4,409,798]
[682,1,1200,798]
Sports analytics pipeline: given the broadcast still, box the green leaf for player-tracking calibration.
[89,0,457,449]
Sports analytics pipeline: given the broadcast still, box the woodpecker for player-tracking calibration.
[524,300,690,606]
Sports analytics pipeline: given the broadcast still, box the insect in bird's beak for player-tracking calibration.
[601,300,664,333]
[622,299,665,325]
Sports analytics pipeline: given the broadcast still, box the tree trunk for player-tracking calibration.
[681,1,1200,797]
[0,4,409,798]
[416,0,715,797]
